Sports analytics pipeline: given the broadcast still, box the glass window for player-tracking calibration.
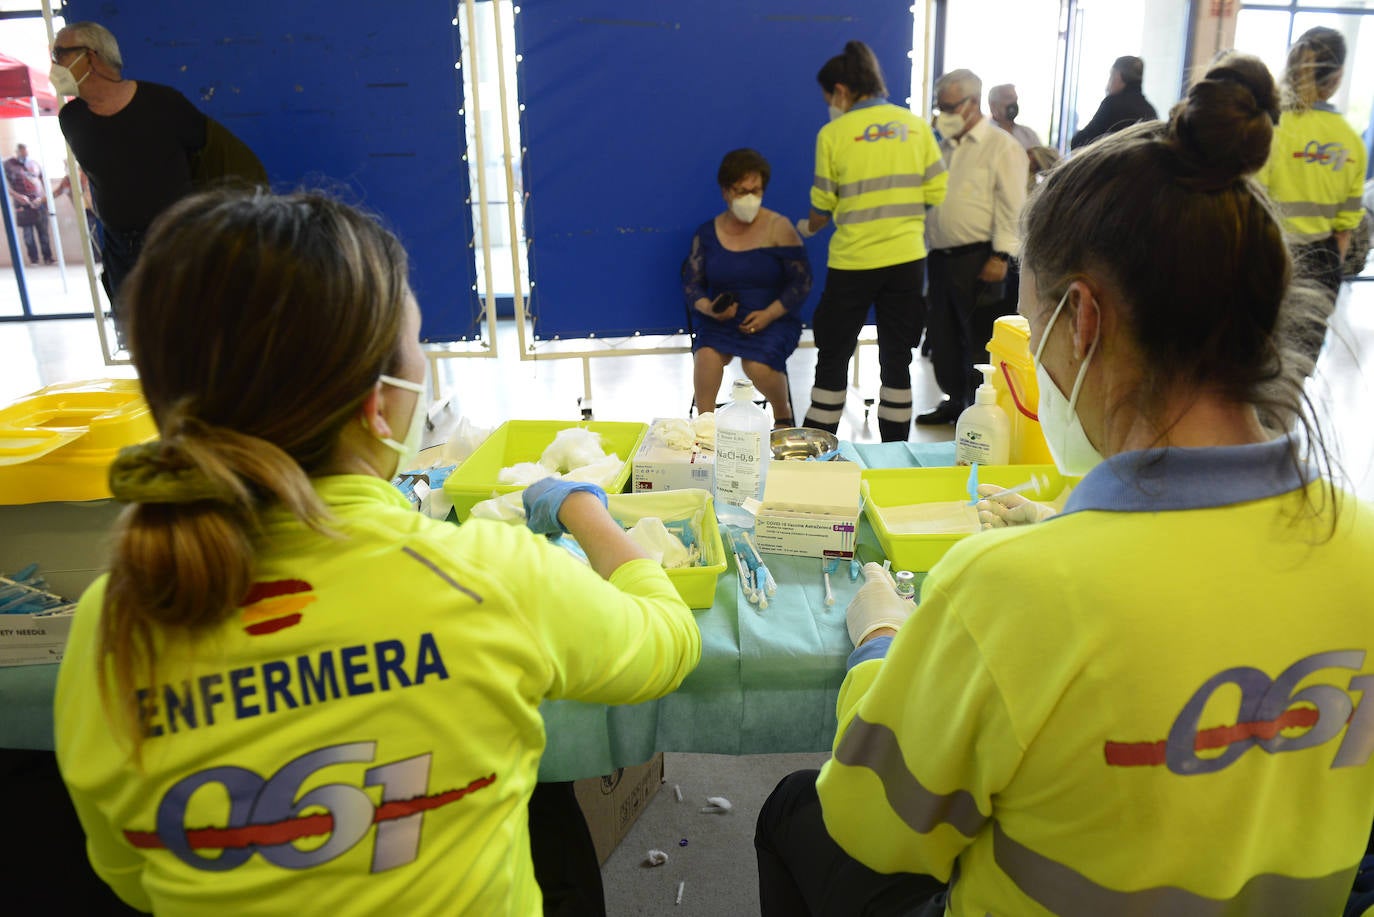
[456,0,529,299]
[942,0,1062,146]
[1297,0,1374,8]
[0,11,103,320]
[1070,0,1189,142]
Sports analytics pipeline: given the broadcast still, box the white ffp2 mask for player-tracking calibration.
[935,112,966,139]
[729,194,762,224]
[1033,289,1104,475]
[376,372,430,477]
[49,53,87,96]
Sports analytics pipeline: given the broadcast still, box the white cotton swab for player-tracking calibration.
[699,796,733,814]
[676,881,685,905]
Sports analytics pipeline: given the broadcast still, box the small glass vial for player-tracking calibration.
[894,570,917,602]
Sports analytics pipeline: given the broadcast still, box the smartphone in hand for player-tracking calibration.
[710,292,738,314]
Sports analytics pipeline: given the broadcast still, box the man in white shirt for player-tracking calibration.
[919,70,1028,425]
[988,84,1042,150]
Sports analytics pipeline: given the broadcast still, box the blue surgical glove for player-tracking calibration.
[522,477,609,536]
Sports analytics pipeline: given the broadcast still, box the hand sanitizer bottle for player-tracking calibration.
[955,364,1011,466]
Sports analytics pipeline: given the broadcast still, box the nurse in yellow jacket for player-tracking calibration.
[1257,26,1366,304]
[798,40,947,442]
[755,54,1374,917]
[54,190,701,916]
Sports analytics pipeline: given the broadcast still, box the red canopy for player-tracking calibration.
[0,53,58,119]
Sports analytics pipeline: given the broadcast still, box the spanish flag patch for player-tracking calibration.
[240,579,315,636]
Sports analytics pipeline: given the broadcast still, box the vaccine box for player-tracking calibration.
[753,461,862,559]
[631,436,714,492]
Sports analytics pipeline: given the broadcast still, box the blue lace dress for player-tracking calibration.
[681,218,811,372]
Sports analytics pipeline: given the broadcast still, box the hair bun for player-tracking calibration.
[1168,53,1278,189]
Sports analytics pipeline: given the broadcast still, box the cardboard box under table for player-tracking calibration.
[573,752,664,864]
[444,420,648,522]
[753,460,862,559]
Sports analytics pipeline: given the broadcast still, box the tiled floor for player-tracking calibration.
[4,282,1371,498]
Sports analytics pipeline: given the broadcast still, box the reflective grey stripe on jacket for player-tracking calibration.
[813,160,946,198]
[993,823,1357,916]
[833,202,928,226]
[834,716,988,836]
[835,162,948,200]
[836,716,1356,915]
[1278,199,1361,220]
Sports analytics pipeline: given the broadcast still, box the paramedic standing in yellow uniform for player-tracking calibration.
[1257,27,1365,310]
[53,190,701,917]
[756,53,1374,916]
[798,40,947,442]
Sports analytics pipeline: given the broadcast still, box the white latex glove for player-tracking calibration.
[795,216,817,239]
[846,562,913,646]
[976,483,1057,529]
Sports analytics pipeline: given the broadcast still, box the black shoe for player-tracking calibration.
[915,401,961,425]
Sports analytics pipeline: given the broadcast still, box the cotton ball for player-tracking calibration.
[498,461,556,486]
[692,413,716,451]
[626,517,691,569]
[561,454,623,488]
[469,490,527,523]
[644,849,669,867]
[652,418,696,451]
[540,428,608,473]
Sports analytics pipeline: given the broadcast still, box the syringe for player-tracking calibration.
[980,473,1049,502]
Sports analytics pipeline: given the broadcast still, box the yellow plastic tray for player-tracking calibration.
[861,464,1074,573]
[444,420,649,522]
[0,379,156,504]
[606,489,726,610]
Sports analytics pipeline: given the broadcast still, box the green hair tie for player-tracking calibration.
[108,441,238,505]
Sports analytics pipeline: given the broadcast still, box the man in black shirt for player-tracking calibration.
[52,21,264,326]
[1069,55,1158,150]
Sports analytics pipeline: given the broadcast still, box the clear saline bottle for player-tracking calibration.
[713,379,770,528]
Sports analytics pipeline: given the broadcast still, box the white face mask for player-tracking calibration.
[935,111,966,139]
[376,371,429,477]
[729,193,762,224]
[827,104,844,122]
[49,53,87,96]
[1033,289,1104,475]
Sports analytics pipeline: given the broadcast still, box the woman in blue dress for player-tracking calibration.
[682,149,812,425]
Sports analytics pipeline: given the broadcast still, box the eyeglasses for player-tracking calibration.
[728,185,763,197]
[934,95,971,114]
[50,45,88,64]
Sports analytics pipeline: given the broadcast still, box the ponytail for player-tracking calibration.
[1282,26,1346,111]
[817,39,887,98]
[101,404,335,753]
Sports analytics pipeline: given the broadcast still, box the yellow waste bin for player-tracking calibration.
[986,316,1053,465]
